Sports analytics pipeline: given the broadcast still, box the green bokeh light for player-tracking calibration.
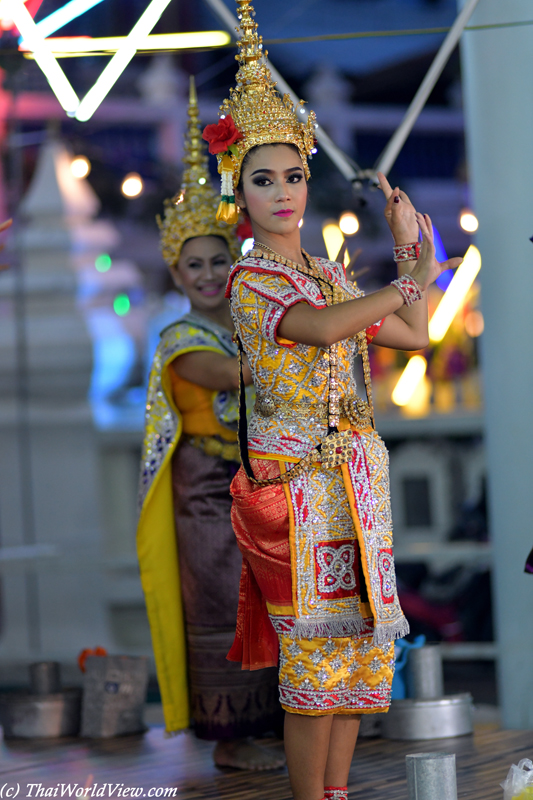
[113,294,130,316]
[95,253,112,272]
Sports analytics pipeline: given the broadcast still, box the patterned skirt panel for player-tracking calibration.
[230,458,395,716]
[172,441,282,739]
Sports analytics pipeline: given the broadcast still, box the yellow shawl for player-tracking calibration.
[136,312,240,734]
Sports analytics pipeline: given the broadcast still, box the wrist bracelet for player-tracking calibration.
[393,241,420,262]
[391,274,423,307]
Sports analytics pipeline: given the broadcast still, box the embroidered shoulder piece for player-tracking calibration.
[138,314,237,512]
[226,255,327,309]
[314,256,347,286]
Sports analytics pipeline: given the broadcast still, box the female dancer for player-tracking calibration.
[137,77,284,770]
[202,3,462,797]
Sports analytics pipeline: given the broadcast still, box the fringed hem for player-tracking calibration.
[289,615,370,641]
[372,617,410,646]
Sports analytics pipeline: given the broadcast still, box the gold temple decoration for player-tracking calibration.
[158,75,241,267]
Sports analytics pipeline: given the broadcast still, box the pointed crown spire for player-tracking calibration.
[202,0,317,225]
[158,75,240,267]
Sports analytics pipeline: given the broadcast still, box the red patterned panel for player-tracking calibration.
[378,548,396,605]
[314,538,359,600]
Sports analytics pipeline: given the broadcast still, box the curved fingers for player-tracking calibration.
[416,212,434,244]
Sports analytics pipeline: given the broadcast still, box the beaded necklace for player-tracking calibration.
[251,243,374,429]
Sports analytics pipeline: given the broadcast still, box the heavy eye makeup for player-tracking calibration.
[250,168,304,187]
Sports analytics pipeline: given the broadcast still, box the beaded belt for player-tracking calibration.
[254,393,373,429]
[187,435,241,463]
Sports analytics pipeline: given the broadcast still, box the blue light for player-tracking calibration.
[433,225,447,263]
[431,225,454,291]
[436,269,454,291]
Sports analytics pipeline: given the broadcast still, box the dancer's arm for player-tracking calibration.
[277,214,462,350]
[172,351,252,391]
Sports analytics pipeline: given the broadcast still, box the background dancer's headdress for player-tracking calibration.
[158,76,241,266]
[202,0,317,225]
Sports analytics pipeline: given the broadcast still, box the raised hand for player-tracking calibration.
[377,171,419,245]
[410,212,462,291]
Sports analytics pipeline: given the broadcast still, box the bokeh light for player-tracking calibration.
[121,173,144,198]
[429,245,482,343]
[113,294,131,316]
[95,254,112,273]
[322,221,344,261]
[241,238,254,255]
[339,211,359,236]
[71,155,91,179]
[459,210,479,233]
[465,309,484,337]
[392,355,428,407]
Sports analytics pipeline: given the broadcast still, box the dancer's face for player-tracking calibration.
[171,236,232,313]
[236,144,307,237]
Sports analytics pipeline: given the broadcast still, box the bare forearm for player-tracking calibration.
[277,286,404,348]
[172,352,252,391]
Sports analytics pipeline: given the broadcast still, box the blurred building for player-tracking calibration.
[0,0,494,697]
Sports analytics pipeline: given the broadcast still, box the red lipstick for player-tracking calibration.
[274,209,293,217]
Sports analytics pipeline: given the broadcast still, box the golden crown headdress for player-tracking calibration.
[158,76,241,267]
[202,0,317,225]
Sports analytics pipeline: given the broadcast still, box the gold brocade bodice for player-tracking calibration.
[227,255,369,461]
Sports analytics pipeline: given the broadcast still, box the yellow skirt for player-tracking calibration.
[269,610,394,715]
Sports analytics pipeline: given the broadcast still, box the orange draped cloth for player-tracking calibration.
[227,459,292,670]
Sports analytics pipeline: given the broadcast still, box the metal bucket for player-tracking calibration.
[381,693,473,740]
[406,752,458,800]
[407,645,444,700]
[0,688,82,739]
[80,655,148,738]
[29,662,61,695]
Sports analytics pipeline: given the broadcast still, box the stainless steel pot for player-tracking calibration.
[0,688,82,739]
[381,693,473,740]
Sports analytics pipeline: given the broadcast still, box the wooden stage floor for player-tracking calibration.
[1,724,532,799]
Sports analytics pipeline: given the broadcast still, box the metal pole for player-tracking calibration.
[374,0,481,178]
[203,0,362,183]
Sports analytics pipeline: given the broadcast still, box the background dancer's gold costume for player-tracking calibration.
[137,77,280,737]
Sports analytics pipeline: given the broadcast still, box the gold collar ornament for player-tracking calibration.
[202,0,318,226]
[157,75,241,267]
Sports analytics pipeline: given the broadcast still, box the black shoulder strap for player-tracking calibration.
[235,334,257,483]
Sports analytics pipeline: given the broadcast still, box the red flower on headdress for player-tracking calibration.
[202,115,243,155]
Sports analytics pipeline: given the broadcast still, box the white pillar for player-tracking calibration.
[460,1,533,728]
[0,139,119,668]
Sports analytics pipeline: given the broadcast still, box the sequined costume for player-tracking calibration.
[225,255,409,716]
[137,311,281,736]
